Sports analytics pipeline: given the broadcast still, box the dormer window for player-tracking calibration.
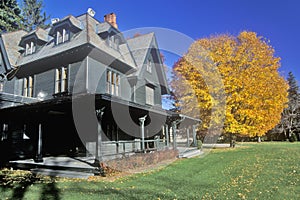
[25,42,36,55]
[49,15,83,46]
[107,35,119,50]
[56,28,69,45]
[19,28,49,56]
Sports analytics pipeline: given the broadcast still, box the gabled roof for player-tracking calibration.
[19,28,50,47]
[127,32,170,94]
[49,15,83,36]
[127,32,154,72]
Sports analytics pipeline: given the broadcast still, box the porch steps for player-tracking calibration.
[178,148,203,158]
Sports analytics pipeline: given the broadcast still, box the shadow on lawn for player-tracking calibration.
[0,171,61,200]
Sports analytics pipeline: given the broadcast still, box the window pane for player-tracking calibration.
[57,31,62,44]
[146,86,154,105]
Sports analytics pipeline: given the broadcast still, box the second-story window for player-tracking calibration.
[106,70,120,96]
[145,86,154,105]
[23,76,34,97]
[56,29,69,45]
[55,66,68,93]
[25,42,36,55]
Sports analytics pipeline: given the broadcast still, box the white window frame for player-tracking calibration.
[55,66,68,93]
[145,86,154,105]
[0,82,3,92]
[107,35,119,50]
[146,58,152,73]
[25,41,36,55]
[106,69,120,96]
[56,28,69,45]
[23,76,33,97]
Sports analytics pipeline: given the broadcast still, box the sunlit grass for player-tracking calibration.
[1,142,299,199]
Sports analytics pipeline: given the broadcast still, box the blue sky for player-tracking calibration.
[26,0,300,80]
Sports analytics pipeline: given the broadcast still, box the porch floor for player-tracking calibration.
[9,156,97,179]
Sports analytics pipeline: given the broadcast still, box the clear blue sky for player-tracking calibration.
[31,0,300,80]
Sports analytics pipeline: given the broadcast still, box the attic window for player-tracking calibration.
[56,28,69,45]
[25,42,36,55]
[146,58,152,73]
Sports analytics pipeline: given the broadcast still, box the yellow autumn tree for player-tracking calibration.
[171,31,288,138]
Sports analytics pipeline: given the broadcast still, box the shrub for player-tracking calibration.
[289,133,298,142]
[197,140,202,149]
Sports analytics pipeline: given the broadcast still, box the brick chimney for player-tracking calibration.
[104,13,118,29]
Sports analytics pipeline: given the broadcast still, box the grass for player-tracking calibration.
[1,142,300,199]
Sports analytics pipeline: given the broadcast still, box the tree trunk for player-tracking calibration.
[258,136,261,143]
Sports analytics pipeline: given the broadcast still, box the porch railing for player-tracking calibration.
[86,138,168,160]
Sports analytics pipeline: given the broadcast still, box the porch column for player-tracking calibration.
[94,108,105,166]
[34,123,43,163]
[165,124,169,149]
[192,125,197,147]
[187,128,190,147]
[139,115,147,152]
[172,122,177,150]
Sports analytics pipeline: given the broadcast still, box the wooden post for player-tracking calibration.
[192,125,197,147]
[172,122,177,150]
[165,124,169,149]
[139,115,147,152]
[94,107,105,176]
[34,123,43,163]
[187,128,190,147]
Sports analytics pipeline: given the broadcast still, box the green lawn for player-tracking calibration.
[1,142,299,199]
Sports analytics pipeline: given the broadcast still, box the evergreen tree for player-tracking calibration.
[271,72,300,141]
[0,0,23,32]
[21,0,49,31]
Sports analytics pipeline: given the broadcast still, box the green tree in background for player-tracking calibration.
[0,0,23,32]
[21,0,49,31]
[268,72,300,141]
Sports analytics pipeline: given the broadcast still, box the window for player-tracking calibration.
[25,42,36,55]
[146,58,152,73]
[145,86,154,105]
[106,70,120,96]
[23,76,34,97]
[55,66,68,93]
[56,28,69,45]
[107,35,119,50]
[0,82,3,92]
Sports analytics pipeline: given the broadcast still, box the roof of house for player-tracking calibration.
[1,30,27,67]
[49,15,83,36]
[127,32,154,70]
[0,14,165,83]
[19,28,50,46]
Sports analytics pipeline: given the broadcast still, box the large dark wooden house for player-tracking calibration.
[0,11,199,167]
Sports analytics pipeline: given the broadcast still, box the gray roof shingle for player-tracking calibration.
[1,30,27,66]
